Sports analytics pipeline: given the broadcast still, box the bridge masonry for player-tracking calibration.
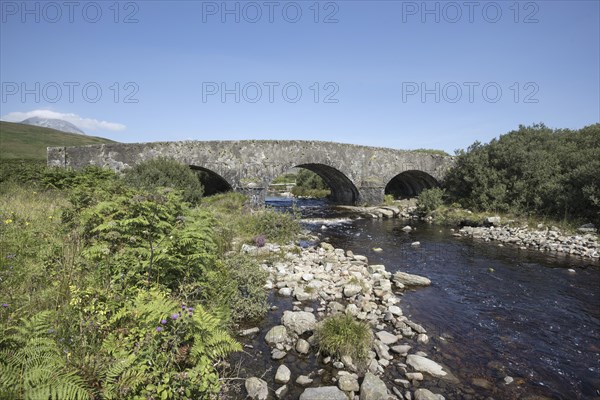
[47,140,453,206]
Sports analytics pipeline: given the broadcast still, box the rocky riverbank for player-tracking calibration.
[237,241,466,400]
[457,225,599,259]
[335,204,600,260]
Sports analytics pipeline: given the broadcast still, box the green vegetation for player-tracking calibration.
[383,194,396,206]
[444,123,600,226]
[0,121,115,160]
[290,168,331,198]
[0,158,301,399]
[122,157,204,205]
[271,172,297,184]
[315,314,373,366]
[416,187,445,215]
[411,148,450,157]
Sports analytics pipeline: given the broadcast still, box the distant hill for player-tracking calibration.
[0,121,115,160]
[21,117,86,135]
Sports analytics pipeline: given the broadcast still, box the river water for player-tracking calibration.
[235,198,600,399]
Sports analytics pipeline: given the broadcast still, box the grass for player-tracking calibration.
[200,192,301,252]
[315,314,373,365]
[0,121,115,160]
[0,184,75,316]
[411,148,451,157]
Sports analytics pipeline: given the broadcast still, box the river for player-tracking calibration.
[234,197,600,399]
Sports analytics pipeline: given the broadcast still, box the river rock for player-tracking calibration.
[302,273,314,281]
[406,354,447,377]
[296,338,310,354]
[376,331,399,345]
[271,349,287,360]
[472,377,493,389]
[391,344,412,356]
[296,375,313,386]
[417,333,429,344]
[299,386,347,400]
[388,305,403,316]
[278,287,292,296]
[360,372,388,400]
[275,385,288,399]
[406,372,423,381]
[344,283,363,297]
[265,325,288,345]
[275,364,291,384]
[393,272,431,287]
[281,311,316,335]
[239,327,259,336]
[485,216,501,225]
[577,223,596,233]
[401,225,413,232]
[338,374,360,392]
[245,377,268,400]
[414,388,445,400]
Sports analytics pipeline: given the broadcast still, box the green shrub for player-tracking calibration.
[315,314,373,365]
[383,194,395,206]
[122,157,204,205]
[242,208,300,245]
[201,253,269,323]
[444,123,600,225]
[78,188,218,295]
[417,187,445,215]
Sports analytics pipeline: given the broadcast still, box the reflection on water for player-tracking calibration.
[261,197,600,399]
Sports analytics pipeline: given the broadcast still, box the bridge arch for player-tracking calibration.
[295,163,359,204]
[189,165,233,196]
[385,170,439,199]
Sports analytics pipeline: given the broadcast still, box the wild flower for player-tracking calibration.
[156,327,163,332]
[254,235,266,248]
[1,303,8,308]
[4,219,13,224]
[171,313,179,320]
[160,319,167,325]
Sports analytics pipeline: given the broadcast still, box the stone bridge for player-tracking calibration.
[47,140,453,206]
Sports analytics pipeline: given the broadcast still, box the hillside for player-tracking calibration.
[0,121,115,160]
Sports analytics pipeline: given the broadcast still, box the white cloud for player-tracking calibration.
[0,109,126,132]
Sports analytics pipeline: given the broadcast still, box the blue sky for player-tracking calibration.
[1,0,598,153]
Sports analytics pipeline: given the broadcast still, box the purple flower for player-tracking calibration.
[1,303,8,308]
[187,307,194,312]
[160,319,167,325]
[254,235,266,248]
[156,327,163,332]
[188,312,193,317]
[171,313,179,320]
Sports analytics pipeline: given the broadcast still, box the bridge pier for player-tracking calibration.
[358,187,385,206]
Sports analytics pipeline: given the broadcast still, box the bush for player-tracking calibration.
[315,314,373,365]
[201,253,269,323]
[444,123,600,225]
[417,187,445,215]
[383,194,395,206]
[122,157,204,205]
[242,208,300,245]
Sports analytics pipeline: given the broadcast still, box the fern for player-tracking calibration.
[0,312,93,400]
[190,306,241,360]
